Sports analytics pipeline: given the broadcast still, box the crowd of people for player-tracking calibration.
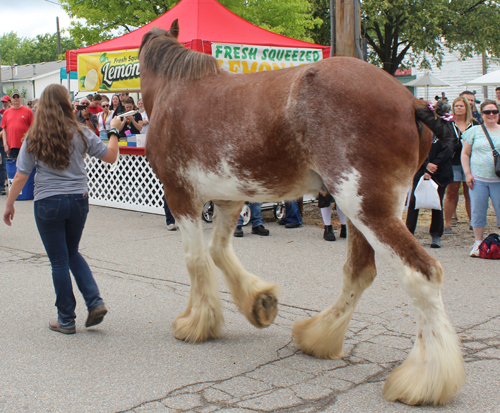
[405,90,500,256]
[70,92,148,140]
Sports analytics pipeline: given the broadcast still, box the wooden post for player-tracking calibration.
[335,0,360,58]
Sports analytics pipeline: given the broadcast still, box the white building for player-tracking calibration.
[401,50,500,103]
[1,61,79,102]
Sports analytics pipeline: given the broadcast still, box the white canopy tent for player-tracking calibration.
[405,72,451,100]
[463,70,500,86]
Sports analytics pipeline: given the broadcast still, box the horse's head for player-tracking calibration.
[139,19,181,62]
[139,19,222,82]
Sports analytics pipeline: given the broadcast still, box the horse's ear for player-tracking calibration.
[169,19,179,39]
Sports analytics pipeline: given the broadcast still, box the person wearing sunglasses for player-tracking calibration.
[462,100,500,257]
[1,90,34,159]
[97,101,114,140]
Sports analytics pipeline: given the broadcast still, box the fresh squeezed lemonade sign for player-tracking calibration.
[77,49,141,92]
[212,43,323,73]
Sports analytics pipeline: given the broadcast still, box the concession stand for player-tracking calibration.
[66,0,330,214]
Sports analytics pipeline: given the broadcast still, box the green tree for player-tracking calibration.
[0,32,22,65]
[306,0,331,46]
[362,0,500,75]
[219,0,322,42]
[61,0,322,46]
[61,0,176,47]
[0,32,77,65]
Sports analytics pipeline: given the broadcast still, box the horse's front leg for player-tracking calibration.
[209,201,279,328]
[169,197,223,343]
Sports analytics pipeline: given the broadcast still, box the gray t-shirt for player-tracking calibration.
[17,127,109,201]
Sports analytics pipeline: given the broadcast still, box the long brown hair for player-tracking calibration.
[26,84,87,170]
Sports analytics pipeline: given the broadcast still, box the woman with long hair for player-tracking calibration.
[3,84,121,334]
[443,96,479,233]
[462,99,500,256]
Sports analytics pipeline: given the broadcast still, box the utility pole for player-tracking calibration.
[330,0,335,57]
[335,0,363,59]
[56,17,62,56]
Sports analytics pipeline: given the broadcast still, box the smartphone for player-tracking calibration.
[77,105,86,110]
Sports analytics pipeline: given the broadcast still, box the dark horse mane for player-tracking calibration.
[139,23,222,81]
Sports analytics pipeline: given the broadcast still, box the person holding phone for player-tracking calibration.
[76,97,98,134]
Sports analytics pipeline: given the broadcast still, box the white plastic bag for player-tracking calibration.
[414,176,441,210]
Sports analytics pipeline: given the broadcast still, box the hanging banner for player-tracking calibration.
[212,43,323,74]
[77,49,140,93]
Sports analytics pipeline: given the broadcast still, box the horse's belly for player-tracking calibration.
[187,161,283,203]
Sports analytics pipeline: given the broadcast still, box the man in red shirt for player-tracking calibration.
[1,90,34,159]
[88,94,103,114]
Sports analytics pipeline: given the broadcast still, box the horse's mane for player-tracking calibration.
[139,27,222,81]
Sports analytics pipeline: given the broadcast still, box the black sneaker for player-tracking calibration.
[430,236,441,248]
[340,224,347,239]
[323,225,336,241]
[251,224,269,236]
[234,225,244,237]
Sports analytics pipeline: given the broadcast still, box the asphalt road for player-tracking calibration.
[1,201,499,413]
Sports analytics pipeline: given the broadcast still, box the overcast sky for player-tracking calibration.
[2,1,76,39]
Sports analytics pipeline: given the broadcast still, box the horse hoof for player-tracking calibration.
[172,308,223,343]
[252,292,278,328]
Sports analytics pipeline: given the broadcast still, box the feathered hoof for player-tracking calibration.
[172,307,223,343]
[250,291,278,328]
[383,347,465,406]
[292,315,346,360]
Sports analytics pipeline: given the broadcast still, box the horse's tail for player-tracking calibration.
[414,99,454,145]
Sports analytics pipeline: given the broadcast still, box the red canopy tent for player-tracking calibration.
[66,0,329,74]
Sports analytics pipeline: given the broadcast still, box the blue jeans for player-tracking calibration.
[0,145,6,191]
[279,200,302,225]
[469,179,500,228]
[238,202,263,227]
[34,194,104,328]
[163,196,176,225]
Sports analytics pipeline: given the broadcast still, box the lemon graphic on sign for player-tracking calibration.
[84,69,98,91]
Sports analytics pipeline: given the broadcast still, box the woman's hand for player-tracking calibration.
[3,205,16,227]
[110,116,122,129]
[426,163,438,173]
[423,172,432,180]
[3,204,15,226]
[466,173,475,190]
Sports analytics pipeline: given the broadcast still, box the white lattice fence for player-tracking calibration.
[85,154,164,214]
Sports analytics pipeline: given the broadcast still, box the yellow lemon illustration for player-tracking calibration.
[84,55,103,89]
[84,69,98,91]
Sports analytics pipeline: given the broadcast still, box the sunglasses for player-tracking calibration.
[101,104,109,107]
[12,95,20,99]
[482,110,499,115]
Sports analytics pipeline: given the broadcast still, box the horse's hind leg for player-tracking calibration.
[170,200,223,343]
[208,201,279,328]
[357,217,465,405]
[293,219,376,359]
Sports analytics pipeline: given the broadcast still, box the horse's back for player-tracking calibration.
[146,57,424,202]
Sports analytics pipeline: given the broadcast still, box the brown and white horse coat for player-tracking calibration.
[139,21,465,406]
